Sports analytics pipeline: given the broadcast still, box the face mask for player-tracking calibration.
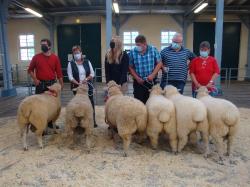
[136,46,143,52]
[110,41,115,49]
[171,42,180,50]
[200,51,209,58]
[74,53,82,61]
[41,45,49,53]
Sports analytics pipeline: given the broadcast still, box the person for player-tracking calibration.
[189,41,220,98]
[160,33,196,94]
[28,38,63,130]
[129,34,162,104]
[105,36,129,94]
[67,45,98,128]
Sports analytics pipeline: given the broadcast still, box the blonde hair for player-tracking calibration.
[106,36,123,64]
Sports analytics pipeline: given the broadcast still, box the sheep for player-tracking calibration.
[146,84,177,153]
[196,86,240,162]
[163,85,209,157]
[17,83,62,150]
[65,84,94,149]
[105,81,147,156]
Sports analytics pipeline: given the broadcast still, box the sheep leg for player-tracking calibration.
[35,130,44,149]
[22,126,28,151]
[201,131,209,158]
[189,131,197,145]
[169,133,177,153]
[178,134,188,153]
[121,134,132,157]
[214,136,225,165]
[148,133,159,150]
[226,126,237,156]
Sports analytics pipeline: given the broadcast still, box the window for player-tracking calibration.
[161,31,176,50]
[123,31,139,51]
[19,34,35,61]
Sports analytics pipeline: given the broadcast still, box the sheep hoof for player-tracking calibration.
[174,151,178,155]
[224,152,230,157]
[123,152,128,157]
[23,147,28,151]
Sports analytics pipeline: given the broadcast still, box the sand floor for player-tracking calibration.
[0,106,249,187]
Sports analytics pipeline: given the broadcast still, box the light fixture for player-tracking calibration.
[76,19,80,23]
[194,2,208,14]
[213,17,216,21]
[25,8,43,17]
[113,1,119,14]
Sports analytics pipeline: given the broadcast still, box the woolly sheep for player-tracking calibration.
[196,86,240,162]
[105,81,147,156]
[65,84,94,149]
[17,83,62,150]
[164,85,209,157]
[146,84,177,153]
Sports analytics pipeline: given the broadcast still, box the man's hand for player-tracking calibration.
[136,77,144,85]
[34,78,40,86]
[195,82,201,89]
[147,74,155,81]
[206,82,213,89]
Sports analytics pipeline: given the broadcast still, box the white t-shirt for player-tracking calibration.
[67,60,95,82]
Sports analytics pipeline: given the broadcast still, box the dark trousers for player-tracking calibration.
[35,80,56,94]
[133,80,155,104]
[161,80,185,94]
[73,88,96,125]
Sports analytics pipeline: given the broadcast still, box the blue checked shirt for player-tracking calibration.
[129,45,161,79]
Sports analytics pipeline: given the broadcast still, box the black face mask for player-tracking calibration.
[110,41,115,49]
[41,45,49,53]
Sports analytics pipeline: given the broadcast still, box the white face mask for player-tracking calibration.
[74,53,82,61]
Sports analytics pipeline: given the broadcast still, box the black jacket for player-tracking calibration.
[105,51,129,85]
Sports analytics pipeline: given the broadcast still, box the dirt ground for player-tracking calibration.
[0,106,249,187]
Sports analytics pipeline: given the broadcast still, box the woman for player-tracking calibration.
[189,41,220,98]
[67,45,97,127]
[105,36,129,94]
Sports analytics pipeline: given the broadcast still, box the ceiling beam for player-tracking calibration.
[46,0,56,7]
[164,0,169,5]
[239,0,248,4]
[139,0,141,5]
[86,0,91,5]
[72,0,80,6]
[226,0,235,5]
[58,0,67,6]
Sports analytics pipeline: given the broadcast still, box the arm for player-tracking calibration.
[28,56,40,86]
[207,58,220,88]
[55,57,64,89]
[129,65,144,85]
[86,61,95,81]
[189,58,201,88]
[67,62,79,86]
[147,47,162,81]
[104,56,110,84]
[119,52,129,85]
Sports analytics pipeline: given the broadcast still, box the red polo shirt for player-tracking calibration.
[189,56,220,89]
[28,53,63,80]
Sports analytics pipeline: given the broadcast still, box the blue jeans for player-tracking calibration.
[161,80,186,94]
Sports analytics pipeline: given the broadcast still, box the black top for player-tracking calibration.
[105,51,129,85]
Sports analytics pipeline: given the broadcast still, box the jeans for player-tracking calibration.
[161,80,186,94]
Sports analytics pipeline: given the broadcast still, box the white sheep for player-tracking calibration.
[196,86,240,162]
[146,84,177,153]
[17,83,62,150]
[164,85,209,157]
[65,84,94,149]
[105,81,147,156]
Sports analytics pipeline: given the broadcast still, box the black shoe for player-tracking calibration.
[94,123,98,128]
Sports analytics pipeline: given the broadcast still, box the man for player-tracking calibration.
[189,41,220,97]
[160,33,196,94]
[129,35,162,104]
[28,38,63,130]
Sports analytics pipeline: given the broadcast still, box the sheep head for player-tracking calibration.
[76,83,89,95]
[45,83,61,97]
[196,86,209,98]
[149,84,163,96]
[164,85,179,98]
[107,81,122,97]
